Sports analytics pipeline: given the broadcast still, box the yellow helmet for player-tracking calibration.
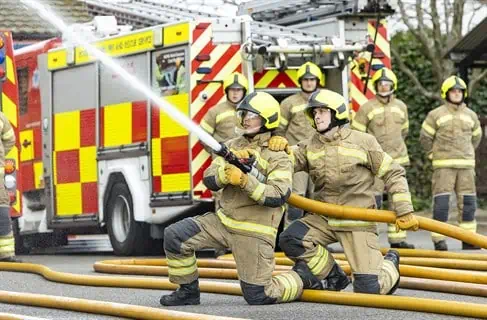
[236,92,280,131]
[223,72,248,94]
[305,89,349,129]
[297,62,325,87]
[441,75,467,99]
[371,67,397,92]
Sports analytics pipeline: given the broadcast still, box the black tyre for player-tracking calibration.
[12,218,30,255]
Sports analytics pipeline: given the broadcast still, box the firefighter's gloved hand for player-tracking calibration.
[268,136,291,155]
[224,164,248,188]
[233,149,251,159]
[396,213,420,232]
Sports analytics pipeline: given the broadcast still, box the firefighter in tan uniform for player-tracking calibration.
[160,92,303,306]
[269,89,419,294]
[0,112,18,262]
[351,68,414,249]
[420,76,482,251]
[200,72,247,154]
[274,62,323,228]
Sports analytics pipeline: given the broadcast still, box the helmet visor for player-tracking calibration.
[236,110,263,135]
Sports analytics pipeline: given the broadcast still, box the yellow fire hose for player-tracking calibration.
[288,194,487,248]
[0,313,49,320]
[3,262,487,319]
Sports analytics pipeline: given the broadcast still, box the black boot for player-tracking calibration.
[321,263,350,291]
[0,256,22,263]
[434,240,448,251]
[390,241,415,249]
[384,250,400,295]
[462,242,481,250]
[292,260,324,290]
[160,280,200,306]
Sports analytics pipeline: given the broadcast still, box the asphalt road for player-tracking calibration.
[1,224,486,320]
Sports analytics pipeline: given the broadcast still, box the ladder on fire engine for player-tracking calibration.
[84,0,329,46]
[237,0,394,26]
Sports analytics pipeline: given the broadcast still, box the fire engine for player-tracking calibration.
[4,0,394,255]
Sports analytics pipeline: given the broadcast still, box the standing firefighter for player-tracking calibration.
[274,62,323,228]
[199,72,248,155]
[420,76,482,251]
[160,92,304,306]
[0,112,17,261]
[351,68,414,249]
[270,89,418,294]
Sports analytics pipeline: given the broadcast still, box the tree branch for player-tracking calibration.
[444,0,451,35]
[391,46,443,102]
[467,4,483,31]
[468,69,487,96]
[430,0,444,56]
[452,0,465,40]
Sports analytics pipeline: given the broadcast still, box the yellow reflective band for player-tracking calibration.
[250,183,266,202]
[280,117,289,126]
[308,244,328,275]
[392,192,411,203]
[249,150,269,170]
[390,106,405,119]
[214,157,225,165]
[307,150,325,161]
[367,108,384,121]
[377,153,393,178]
[218,165,227,185]
[216,110,236,124]
[394,155,410,165]
[431,232,445,239]
[268,170,292,181]
[338,146,368,164]
[0,237,14,247]
[437,114,453,126]
[291,104,307,114]
[473,127,482,137]
[459,115,474,128]
[217,210,277,237]
[328,218,375,227]
[401,121,409,130]
[275,274,292,302]
[200,120,215,134]
[388,228,407,238]
[351,121,367,132]
[167,262,198,276]
[421,122,436,136]
[2,128,14,140]
[167,255,197,268]
[432,159,475,168]
[459,221,477,232]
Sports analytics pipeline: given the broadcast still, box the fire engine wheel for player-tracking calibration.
[106,182,150,256]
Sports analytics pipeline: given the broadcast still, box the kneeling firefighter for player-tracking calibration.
[268,89,419,294]
[160,92,304,306]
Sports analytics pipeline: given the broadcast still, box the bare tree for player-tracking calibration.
[392,0,487,101]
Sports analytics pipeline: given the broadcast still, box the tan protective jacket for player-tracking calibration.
[200,100,238,153]
[274,92,314,145]
[203,132,293,243]
[293,127,413,232]
[0,112,15,170]
[420,102,481,169]
[352,97,410,166]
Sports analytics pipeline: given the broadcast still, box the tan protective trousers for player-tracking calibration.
[431,168,477,242]
[284,172,314,229]
[282,214,399,295]
[374,177,409,244]
[164,213,303,304]
[0,174,14,259]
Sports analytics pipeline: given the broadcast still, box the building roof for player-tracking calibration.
[0,0,92,40]
[446,16,487,68]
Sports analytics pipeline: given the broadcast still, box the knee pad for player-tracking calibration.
[0,206,11,235]
[353,274,380,294]
[240,281,277,305]
[462,195,476,222]
[375,195,383,209]
[433,194,450,222]
[163,218,201,254]
[287,206,304,222]
[278,221,309,257]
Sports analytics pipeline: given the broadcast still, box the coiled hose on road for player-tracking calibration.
[2,194,487,319]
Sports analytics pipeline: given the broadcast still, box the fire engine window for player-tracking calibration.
[100,54,149,106]
[17,68,29,115]
[52,64,97,113]
[152,49,187,97]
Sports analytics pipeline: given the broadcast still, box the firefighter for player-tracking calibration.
[274,62,323,228]
[351,67,414,249]
[160,92,303,306]
[0,111,18,262]
[420,76,482,251]
[269,89,419,294]
[199,72,248,155]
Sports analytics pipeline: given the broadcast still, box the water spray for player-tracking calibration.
[20,0,264,180]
